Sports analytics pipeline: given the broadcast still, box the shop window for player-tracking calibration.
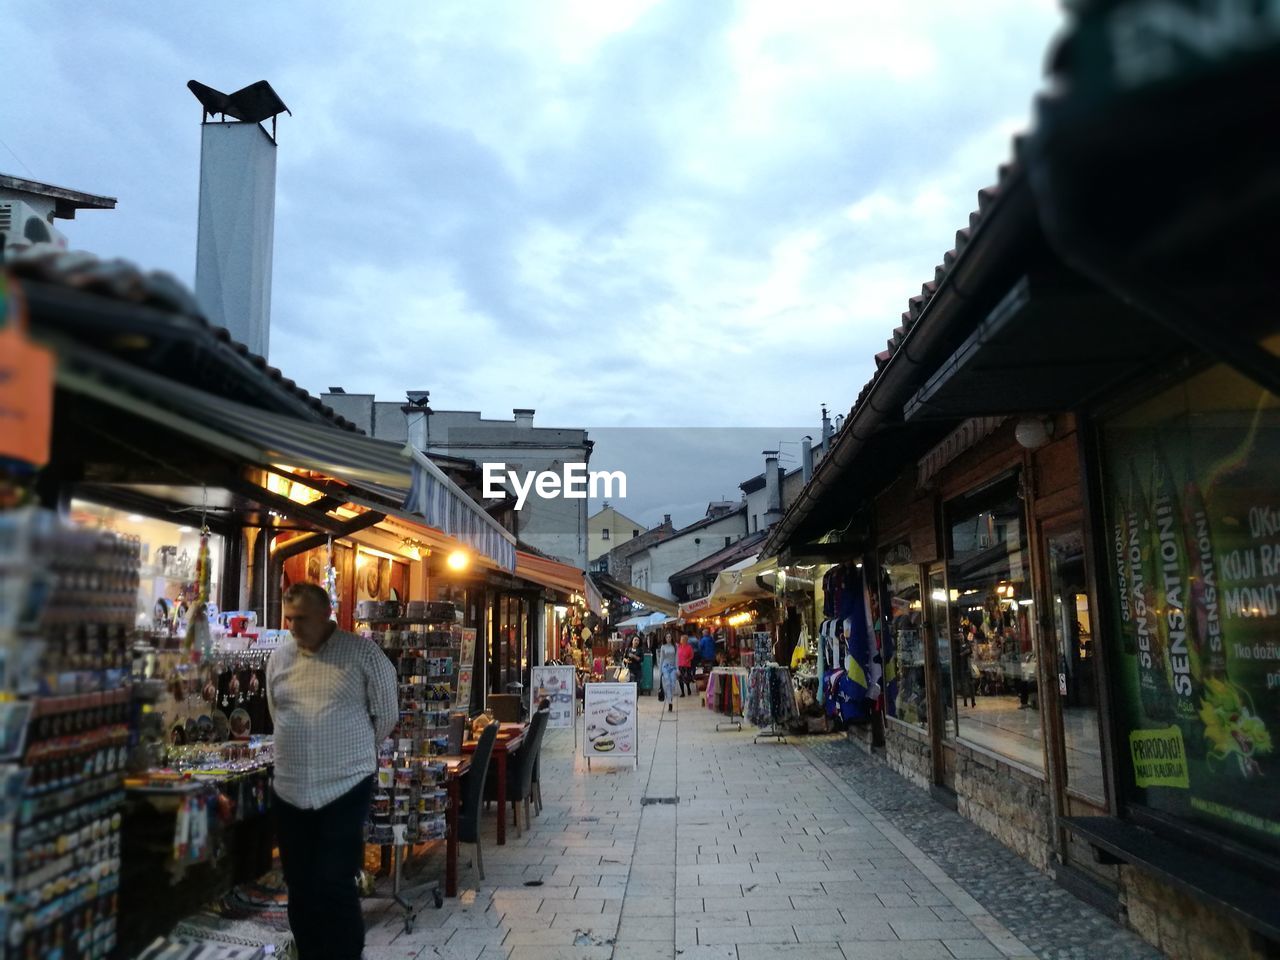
[1099,361,1280,856]
[946,476,1044,772]
[879,545,925,728]
[69,500,223,635]
[1046,526,1105,802]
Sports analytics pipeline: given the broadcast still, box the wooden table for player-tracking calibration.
[434,756,471,897]
[462,722,528,847]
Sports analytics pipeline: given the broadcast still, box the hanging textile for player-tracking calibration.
[818,562,878,722]
[705,667,747,716]
[745,665,798,729]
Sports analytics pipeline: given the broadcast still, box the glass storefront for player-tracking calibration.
[490,593,530,695]
[69,500,223,636]
[1099,360,1280,856]
[946,476,1045,772]
[880,544,926,728]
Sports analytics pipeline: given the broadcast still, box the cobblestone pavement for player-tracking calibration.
[805,737,1164,960]
[356,691,1072,960]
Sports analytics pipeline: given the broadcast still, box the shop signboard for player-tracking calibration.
[0,279,53,468]
[531,665,575,729]
[583,681,637,765]
[1100,362,1280,853]
[456,627,477,710]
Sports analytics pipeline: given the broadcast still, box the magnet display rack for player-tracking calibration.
[1,508,137,960]
[355,602,464,929]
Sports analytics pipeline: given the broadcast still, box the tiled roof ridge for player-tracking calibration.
[6,248,360,432]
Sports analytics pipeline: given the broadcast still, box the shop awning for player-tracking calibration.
[903,274,1168,422]
[591,574,679,617]
[513,550,585,598]
[678,554,778,619]
[583,575,604,616]
[617,612,671,631]
[55,341,517,571]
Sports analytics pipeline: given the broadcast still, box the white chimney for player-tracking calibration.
[404,391,430,450]
[763,450,782,525]
[821,404,833,441]
[801,436,813,483]
[190,80,289,359]
[514,408,535,429]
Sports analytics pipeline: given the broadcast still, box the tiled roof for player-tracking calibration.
[764,142,1027,557]
[855,158,1016,410]
[8,249,360,431]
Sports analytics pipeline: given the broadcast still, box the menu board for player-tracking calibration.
[1101,362,1280,853]
[455,628,477,711]
[583,682,637,759]
[531,665,575,729]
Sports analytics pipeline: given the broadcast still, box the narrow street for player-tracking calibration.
[359,694,1158,960]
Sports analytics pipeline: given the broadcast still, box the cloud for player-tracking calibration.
[2,0,1063,436]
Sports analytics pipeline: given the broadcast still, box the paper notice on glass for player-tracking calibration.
[456,627,477,709]
[583,682,637,759]
[531,665,576,729]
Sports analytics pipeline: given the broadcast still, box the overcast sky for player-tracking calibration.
[4,2,1062,524]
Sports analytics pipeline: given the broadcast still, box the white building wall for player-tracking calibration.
[634,512,748,601]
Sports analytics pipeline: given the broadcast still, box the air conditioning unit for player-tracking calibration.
[0,199,68,260]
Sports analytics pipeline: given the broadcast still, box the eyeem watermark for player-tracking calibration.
[483,463,627,510]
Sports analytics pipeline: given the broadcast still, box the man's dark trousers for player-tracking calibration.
[274,776,374,959]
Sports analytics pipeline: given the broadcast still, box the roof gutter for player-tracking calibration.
[763,167,1035,557]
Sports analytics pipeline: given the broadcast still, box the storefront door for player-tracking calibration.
[927,565,957,789]
[1042,522,1107,806]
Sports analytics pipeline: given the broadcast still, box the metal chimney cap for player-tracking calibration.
[188,80,291,124]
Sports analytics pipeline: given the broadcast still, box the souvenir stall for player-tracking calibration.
[4,252,522,955]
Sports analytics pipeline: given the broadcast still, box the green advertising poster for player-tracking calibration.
[1101,362,1280,852]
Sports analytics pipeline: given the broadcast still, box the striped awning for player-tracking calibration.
[402,447,516,572]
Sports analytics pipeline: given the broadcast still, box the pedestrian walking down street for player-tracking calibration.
[697,626,716,667]
[658,631,679,712]
[267,583,399,960]
[677,634,695,697]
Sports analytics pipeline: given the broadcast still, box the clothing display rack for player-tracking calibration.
[705,666,748,731]
[355,601,463,930]
[746,664,798,744]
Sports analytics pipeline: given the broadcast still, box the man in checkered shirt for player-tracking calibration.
[267,582,398,960]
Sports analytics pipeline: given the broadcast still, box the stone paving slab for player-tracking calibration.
[378,692,1121,960]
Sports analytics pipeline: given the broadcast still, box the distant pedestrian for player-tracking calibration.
[623,636,644,687]
[698,627,716,666]
[658,631,679,713]
[677,635,695,697]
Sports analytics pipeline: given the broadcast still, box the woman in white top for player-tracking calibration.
[658,631,679,713]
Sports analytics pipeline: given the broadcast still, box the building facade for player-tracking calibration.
[588,504,645,564]
[767,22,1280,951]
[628,504,748,601]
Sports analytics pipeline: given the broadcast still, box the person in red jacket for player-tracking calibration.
[677,634,695,697]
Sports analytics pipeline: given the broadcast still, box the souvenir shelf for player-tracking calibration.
[1,508,138,960]
[354,601,462,926]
